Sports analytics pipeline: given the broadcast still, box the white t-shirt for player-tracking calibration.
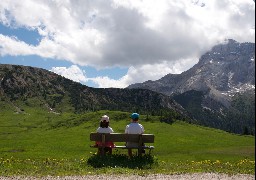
[125,122,144,147]
[125,122,144,134]
[97,127,114,133]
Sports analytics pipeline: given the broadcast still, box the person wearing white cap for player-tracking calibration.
[125,113,144,157]
[95,115,114,155]
[97,115,114,133]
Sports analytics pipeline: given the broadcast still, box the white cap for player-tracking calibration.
[101,115,109,122]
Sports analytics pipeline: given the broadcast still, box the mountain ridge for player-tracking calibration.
[0,63,189,122]
[128,39,255,99]
[0,40,254,134]
[127,39,255,134]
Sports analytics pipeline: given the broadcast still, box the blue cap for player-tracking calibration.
[131,113,139,119]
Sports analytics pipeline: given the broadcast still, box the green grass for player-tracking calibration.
[0,106,255,176]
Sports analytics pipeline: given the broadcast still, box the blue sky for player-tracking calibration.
[0,0,255,88]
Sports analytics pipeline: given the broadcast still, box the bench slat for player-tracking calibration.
[90,133,154,143]
[90,145,155,149]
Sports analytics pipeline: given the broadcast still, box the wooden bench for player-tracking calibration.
[90,133,155,156]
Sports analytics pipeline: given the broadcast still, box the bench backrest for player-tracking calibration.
[90,133,154,143]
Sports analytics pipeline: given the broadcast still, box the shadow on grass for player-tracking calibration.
[87,154,157,169]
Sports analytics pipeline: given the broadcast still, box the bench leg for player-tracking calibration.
[138,148,142,156]
[101,148,104,156]
[98,147,114,156]
[98,148,106,156]
[108,148,112,155]
[128,149,132,157]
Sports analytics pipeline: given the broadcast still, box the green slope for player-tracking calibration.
[0,107,254,176]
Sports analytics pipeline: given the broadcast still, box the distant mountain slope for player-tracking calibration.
[0,64,189,121]
[127,39,255,134]
[128,39,255,101]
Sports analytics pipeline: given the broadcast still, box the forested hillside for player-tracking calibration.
[0,64,189,122]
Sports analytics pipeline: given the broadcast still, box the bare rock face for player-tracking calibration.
[128,39,255,101]
[127,39,255,134]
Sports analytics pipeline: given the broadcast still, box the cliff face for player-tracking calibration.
[128,39,255,101]
[127,39,255,134]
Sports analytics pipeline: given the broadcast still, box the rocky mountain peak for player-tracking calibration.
[127,39,255,134]
[195,39,255,95]
[128,39,255,100]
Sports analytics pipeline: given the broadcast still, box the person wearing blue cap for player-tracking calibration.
[125,113,144,157]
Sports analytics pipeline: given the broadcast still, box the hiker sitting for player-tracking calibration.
[125,113,145,157]
[95,115,115,155]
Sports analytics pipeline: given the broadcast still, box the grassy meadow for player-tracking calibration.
[0,103,255,176]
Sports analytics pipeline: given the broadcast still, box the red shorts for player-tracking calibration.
[96,141,115,148]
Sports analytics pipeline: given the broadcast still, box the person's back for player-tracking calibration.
[125,113,144,157]
[125,121,144,134]
[97,121,113,134]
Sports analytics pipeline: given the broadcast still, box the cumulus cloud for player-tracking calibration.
[0,0,255,87]
[0,34,34,56]
[89,76,126,88]
[50,59,195,88]
[50,65,87,83]
[87,58,196,88]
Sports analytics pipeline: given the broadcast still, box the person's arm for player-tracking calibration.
[125,125,129,133]
[140,124,144,134]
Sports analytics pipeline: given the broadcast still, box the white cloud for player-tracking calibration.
[50,65,87,83]
[90,58,197,88]
[89,76,126,88]
[0,34,33,56]
[0,0,255,87]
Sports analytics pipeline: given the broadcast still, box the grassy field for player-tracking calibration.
[0,105,255,176]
